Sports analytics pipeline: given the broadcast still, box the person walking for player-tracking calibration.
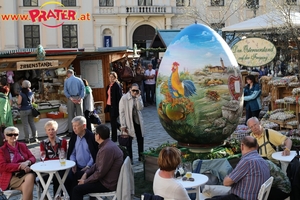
[105,72,122,142]
[144,63,156,106]
[119,83,145,162]
[82,78,95,131]
[132,64,145,104]
[0,85,13,146]
[17,80,37,143]
[64,69,85,135]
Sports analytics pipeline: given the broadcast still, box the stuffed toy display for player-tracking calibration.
[6,71,14,84]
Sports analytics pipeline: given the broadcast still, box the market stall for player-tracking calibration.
[0,47,132,138]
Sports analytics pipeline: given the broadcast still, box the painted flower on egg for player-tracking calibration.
[156,23,243,150]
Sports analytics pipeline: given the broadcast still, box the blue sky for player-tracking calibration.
[159,24,238,76]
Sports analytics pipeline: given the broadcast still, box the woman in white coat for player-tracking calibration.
[119,83,145,162]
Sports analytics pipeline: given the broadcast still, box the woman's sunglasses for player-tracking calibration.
[6,133,19,137]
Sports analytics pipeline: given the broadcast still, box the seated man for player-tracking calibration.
[247,117,292,163]
[72,125,124,199]
[65,116,99,198]
[265,159,291,200]
[206,136,270,200]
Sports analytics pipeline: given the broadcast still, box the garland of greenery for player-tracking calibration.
[139,47,166,52]
[142,139,241,162]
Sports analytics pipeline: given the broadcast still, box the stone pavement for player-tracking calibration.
[10,105,175,199]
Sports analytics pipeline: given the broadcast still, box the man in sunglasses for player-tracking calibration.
[119,83,145,162]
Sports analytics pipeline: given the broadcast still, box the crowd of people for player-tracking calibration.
[0,62,298,200]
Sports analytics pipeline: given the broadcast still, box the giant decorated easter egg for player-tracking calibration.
[156,23,243,151]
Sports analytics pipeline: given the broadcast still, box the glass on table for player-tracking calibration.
[59,148,66,166]
[40,151,46,165]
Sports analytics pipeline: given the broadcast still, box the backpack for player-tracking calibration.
[265,129,277,150]
[258,129,276,157]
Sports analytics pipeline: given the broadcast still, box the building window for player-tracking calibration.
[61,0,76,6]
[62,25,78,48]
[138,0,152,6]
[23,0,38,6]
[246,0,259,9]
[176,0,190,6]
[24,25,40,48]
[99,0,114,6]
[211,0,224,6]
[286,0,297,5]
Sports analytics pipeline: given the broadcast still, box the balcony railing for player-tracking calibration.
[98,6,173,14]
[126,6,167,13]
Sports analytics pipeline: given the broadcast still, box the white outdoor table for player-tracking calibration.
[272,150,297,174]
[30,160,75,200]
[177,173,209,200]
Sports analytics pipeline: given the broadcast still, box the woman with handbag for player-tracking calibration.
[119,83,145,162]
[105,72,122,142]
[0,86,13,147]
[0,126,36,200]
[17,80,37,144]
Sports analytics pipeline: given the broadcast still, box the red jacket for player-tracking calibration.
[0,142,36,190]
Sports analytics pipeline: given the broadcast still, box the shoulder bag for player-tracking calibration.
[24,93,40,117]
[89,110,101,125]
[118,130,130,147]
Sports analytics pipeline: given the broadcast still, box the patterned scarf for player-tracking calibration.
[7,142,24,163]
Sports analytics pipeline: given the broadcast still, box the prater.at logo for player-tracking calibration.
[28,1,90,28]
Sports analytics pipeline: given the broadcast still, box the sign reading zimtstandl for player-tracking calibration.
[17,60,59,70]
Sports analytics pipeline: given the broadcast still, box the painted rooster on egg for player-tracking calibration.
[168,62,196,98]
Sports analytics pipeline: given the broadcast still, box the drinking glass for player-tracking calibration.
[59,149,66,166]
[183,162,192,178]
[40,151,46,165]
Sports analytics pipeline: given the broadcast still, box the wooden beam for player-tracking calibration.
[0,55,77,72]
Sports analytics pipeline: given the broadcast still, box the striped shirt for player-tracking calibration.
[229,150,270,200]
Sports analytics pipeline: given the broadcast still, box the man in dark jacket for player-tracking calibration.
[65,116,99,198]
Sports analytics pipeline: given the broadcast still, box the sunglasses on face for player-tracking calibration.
[131,89,139,93]
[6,133,19,137]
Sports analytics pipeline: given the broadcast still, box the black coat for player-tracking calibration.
[67,129,99,162]
[105,82,122,118]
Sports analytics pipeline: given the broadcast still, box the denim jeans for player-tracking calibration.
[19,109,37,140]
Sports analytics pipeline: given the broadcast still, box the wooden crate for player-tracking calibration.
[94,101,104,114]
[144,155,158,182]
[271,85,297,110]
[93,101,105,123]
[268,119,285,130]
[269,117,297,130]
[99,113,105,124]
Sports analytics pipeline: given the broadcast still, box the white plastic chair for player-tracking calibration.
[88,156,133,200]
[257,176,274,200]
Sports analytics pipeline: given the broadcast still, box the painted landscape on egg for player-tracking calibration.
[156,24,243,149]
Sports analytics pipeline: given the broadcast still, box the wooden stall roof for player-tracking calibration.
[0,47,130,72]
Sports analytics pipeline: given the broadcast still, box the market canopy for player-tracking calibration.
[222,11,300,33]
[150,30,181,48]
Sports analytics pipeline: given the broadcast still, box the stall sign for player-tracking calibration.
[17,60,59,70]
[231,38,276,67]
